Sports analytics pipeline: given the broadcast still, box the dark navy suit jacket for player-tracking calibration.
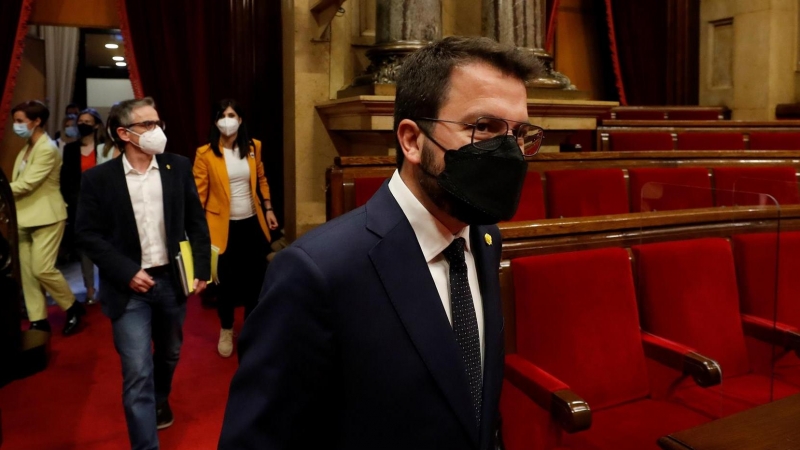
[75,153,210,320]
[219,182,505,450]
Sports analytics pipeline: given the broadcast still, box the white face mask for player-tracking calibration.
[216,117,240,137]
[13,122,33,139]
[127,126,167,155]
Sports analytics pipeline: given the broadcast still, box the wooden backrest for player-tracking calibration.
[597,121,800,151]
[609,106,730,120]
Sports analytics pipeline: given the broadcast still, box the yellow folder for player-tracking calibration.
[176,242,218,296]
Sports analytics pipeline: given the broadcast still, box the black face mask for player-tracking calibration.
[77,124,96,138]
[423,134,529,225]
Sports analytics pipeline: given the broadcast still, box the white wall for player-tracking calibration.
[86,78,134,120]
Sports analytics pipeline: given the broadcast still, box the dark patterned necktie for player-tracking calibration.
[442,237,483,424]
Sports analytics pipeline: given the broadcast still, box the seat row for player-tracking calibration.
[502,234,800,449]
[604,131,800,151]
[353,166,800,222]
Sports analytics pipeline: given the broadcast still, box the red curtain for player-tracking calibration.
[0,0,34,144]
[117,0,284,223]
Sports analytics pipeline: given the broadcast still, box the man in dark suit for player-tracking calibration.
[219,36,543,450]
[75,97,210,450]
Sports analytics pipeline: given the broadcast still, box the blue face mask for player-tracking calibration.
[64,126,79,138]
[13,122,33,139]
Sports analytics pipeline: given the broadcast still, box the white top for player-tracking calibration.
[122,153,169,268]
[95,143,114,165]
[387,170,485,367]
[224,147,255,220]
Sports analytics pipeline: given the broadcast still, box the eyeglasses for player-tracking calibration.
[415,116,544,156]
[125,120,166,132]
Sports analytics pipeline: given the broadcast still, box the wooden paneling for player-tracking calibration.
[30,0,119,28]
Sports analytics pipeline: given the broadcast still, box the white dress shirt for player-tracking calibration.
[388,170,485,366]
[224,147,256,220]
[122,154,169,268]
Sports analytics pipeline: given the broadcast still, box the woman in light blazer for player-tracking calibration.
[193,99,278,357]
[10,100,84,335]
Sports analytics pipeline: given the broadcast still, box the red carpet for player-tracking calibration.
[0,298,240,449]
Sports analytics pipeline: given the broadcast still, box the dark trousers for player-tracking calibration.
[217,216,269,329]
[111,271,185,450]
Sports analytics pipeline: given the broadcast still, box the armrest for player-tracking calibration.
[504,354,591,433]
[741,314,800,356]
[641,332,721,387]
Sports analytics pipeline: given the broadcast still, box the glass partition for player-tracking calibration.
[635,181,782,428]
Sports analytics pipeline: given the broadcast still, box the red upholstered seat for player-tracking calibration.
[545,169,628,218]
[632,238,799,417]
[749,132,800,150]
[504,248,710,449]
[608,132,674,151]
[614,110,666,120]
[713,167,799,206]
[668,110,723,120]
[628,168,712,212]
[676,132,744,150]
[732,232,800,388]
[353,177,386,207]
[506,172,546,222]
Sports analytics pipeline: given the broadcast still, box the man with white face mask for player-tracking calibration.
[74,97,210,450]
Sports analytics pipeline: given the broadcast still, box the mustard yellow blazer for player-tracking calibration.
[11,133,68,228]
[193,139,272,254]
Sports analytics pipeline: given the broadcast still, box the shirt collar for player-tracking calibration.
[122,153,159,175]
[387,170,470,263]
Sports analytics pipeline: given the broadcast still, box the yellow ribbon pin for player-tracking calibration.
[484,233,492,245]
[166,164,171,169]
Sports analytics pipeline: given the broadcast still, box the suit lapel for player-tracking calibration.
[471,226,504,449]
[366,184,480,447]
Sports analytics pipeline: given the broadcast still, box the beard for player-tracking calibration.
[417,140,471,224]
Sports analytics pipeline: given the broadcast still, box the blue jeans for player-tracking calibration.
[112,272,185,450]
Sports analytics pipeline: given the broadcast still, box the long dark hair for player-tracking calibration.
[209,99,254,159]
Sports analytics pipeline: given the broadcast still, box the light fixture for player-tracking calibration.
[112,56,125,61]
[105,43,119,49]
[116,62,127,67]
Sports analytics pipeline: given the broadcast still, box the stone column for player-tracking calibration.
[345,0,442,94]
[482,0,572,89]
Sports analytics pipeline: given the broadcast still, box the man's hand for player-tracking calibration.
[129,269,155,293]
[193,279,207,295]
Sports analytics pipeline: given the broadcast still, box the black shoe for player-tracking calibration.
[29,319,52,332]
[156,401,174,430]
[62,301,86,336]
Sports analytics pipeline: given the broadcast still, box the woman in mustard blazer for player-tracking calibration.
[193,99,278,357]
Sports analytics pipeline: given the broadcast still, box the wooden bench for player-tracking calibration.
[597,120,800,151]
[327,152,800,220]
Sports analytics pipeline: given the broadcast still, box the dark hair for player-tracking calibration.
[66,102,80,112]
[107,97,156,151]
[11,100,50,127]
[79,108,112,156]
[63,113,78,125]
[393,36,543,169]
[208,99,254,159]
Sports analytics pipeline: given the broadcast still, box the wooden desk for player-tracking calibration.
[658,393,800,449]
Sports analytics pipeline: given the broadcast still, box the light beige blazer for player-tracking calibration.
[11,133,68,228]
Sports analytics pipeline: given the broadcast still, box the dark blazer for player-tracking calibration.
[218,182,505,450]
[74,153,211,320]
